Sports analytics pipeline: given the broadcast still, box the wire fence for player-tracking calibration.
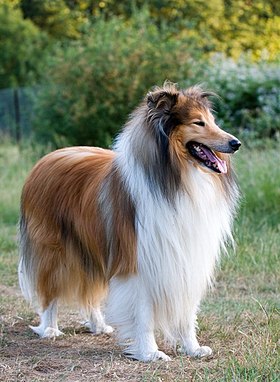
[0,87,37,141]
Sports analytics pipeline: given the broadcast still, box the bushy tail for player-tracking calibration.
[18,215,37,308]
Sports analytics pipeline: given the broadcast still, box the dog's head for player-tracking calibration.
[146,83,241,175]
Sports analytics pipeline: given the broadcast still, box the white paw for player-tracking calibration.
[101,325,114,334]
[191,346,212,358]
[83,321,114,335]
[30,325,64,338]
[94,324,114,335]
[129,350,171,362]
[149,350,171,362]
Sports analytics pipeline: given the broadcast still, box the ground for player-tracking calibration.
[0,274,279,382]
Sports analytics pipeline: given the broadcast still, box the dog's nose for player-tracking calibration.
[229,139,241,152]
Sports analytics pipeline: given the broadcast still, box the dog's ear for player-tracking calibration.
[146,89,180,142]
[147,91,178,112]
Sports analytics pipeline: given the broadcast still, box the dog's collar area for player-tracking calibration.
[186,141,227,174]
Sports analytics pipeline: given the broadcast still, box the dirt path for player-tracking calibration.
[0,285,214,382]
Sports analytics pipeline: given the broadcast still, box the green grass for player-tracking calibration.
[221,148,280,280]
[0,142,279,381]
[0,142,36,287]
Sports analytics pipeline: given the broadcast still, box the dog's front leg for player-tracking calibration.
[126,283,171,362]
[179,310,212,358]
[108,276,170,362]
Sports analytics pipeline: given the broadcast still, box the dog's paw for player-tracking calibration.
[149,350,171,362]
[30,325,64,338]
[128,350,171,362]
[83,321,114,335]
[94,324,114,335]
[190,346,212,358]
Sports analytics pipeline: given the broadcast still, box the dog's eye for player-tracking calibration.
[193,121,205,127]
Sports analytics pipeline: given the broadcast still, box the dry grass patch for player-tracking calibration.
[0,281,279,382]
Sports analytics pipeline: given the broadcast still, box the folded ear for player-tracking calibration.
[146,88,180,145]
[147,90,178,112]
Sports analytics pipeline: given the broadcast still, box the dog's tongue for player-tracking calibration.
[200,146,227,174]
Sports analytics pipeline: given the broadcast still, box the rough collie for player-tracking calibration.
[18,83,240,361]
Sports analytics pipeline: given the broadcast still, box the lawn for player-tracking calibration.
[0,141,279,381]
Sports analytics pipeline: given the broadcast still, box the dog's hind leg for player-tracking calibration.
[83,306,114,335]
[30,299,64,338]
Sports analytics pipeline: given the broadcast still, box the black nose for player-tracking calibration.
[229,139,241,152]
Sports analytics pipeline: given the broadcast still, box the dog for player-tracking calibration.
[18,83,240,361]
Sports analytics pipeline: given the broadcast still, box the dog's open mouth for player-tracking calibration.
[187,141,227,174]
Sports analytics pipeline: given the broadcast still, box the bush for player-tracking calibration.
[0,2,48,88]
[33,11,199,148]
[33,15,280,148]
[199,56,280,144]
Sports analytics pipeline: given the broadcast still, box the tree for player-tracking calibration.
[0,2,48,88]
[33,11,199,147]
[20,0,89,39]
[216,0,280,61]
[16,0,280,60]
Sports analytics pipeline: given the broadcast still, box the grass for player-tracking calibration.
[0,141,279,381]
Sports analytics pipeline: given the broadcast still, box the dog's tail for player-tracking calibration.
[18,214,38,308]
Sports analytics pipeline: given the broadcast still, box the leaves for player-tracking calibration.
[0,2,48,88]
[32,12,198,147]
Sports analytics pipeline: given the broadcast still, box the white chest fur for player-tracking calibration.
[107,162,234,346]
[135,168,232,335]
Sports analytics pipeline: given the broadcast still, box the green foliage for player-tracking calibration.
[62,0,280,61]
[219,0,280,61]
[6,0,279,61]
[199,56,280,143]
[20,0,90,39]
[0,1,48,88]
[33,11,199,147]
[33,38,280,147]
[1,1,279,143]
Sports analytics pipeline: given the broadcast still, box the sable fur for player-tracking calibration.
[20,147,137,309]
[19,82,240,361]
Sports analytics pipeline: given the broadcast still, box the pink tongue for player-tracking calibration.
[200,146,227,174]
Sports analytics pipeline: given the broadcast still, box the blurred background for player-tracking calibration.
[0,0,279,147]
